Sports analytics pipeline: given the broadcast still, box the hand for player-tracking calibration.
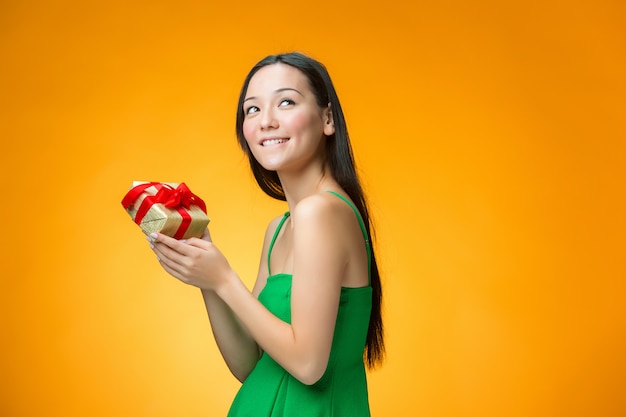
[148,229,233,291]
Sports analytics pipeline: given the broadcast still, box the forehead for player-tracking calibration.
[246,63,311,96]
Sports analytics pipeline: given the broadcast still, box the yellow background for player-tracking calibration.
[1,1,624,416]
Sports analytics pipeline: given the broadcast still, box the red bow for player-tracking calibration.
[153,182,207,212]
[122,182,207,239]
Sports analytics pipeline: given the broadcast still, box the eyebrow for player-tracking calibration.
[244,87,305,102]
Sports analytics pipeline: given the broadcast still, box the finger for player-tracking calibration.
[150,232,191,256]
[186,236,212,249]
[147,235,185,268]
[157,257,187,282]
[201,228,212,242]
[151,242,190,277]
[151,240,187,269]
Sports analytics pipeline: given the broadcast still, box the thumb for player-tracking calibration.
[186,230,212,249]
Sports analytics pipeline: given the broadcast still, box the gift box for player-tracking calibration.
[121,181,210,239]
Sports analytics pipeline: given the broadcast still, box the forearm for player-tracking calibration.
[201,288,261,382]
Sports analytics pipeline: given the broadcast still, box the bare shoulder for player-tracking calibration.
[252,213,290,296]
[291,192,358,233]
[261,212,290,249]
[266,213,287,234]
[291,192,368,287]
[293,192,344,216]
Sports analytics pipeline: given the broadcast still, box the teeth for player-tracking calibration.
[262,139,288,146]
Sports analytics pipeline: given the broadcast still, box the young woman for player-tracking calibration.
[148,52,384,416]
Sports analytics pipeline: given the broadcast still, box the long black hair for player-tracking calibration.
[235,52,384,368]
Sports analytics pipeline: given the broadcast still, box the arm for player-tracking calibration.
[151,196,351,385]
[201,216,284,381]
[151,217,282,382]
[200,290,259,382]
[213,196,349,385]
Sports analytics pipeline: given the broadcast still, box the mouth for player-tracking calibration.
[261,138,289,147]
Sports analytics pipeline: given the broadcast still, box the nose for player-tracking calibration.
[260,108,278,130]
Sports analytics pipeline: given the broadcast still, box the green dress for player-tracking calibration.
[227,191,372,417]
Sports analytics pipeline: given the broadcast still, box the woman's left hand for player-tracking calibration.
[148,230,233,291]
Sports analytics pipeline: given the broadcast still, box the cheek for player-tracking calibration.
[286,111,320,135]
[242,120,255,145]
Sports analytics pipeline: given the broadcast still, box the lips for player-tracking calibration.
[261,138,289,146]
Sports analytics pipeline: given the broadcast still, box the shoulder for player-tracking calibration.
[292,192,351,219]
[252,212,290,295]
[262,213,289,243]
[291,192,357,237]
[268,212,288,230]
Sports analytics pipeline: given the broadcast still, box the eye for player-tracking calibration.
[279,98,296,107]
[245,105,259,115]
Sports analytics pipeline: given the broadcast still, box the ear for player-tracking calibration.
[323,104,335,136]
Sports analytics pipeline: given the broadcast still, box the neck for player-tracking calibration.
[277,162,337,210]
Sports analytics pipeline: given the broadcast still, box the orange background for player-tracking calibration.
[1,1,625,416]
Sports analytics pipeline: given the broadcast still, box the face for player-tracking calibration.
[242,63,335,173]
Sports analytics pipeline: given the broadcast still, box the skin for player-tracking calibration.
[149,63,370,385]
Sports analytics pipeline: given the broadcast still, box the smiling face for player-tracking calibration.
[241,63,335,174]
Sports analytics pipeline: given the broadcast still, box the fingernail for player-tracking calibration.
[150,233,158,239]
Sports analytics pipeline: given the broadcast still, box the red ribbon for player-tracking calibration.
[122,182,207,239]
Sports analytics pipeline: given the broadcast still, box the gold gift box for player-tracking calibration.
[122,181,210,239]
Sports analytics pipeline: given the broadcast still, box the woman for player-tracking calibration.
[149,52,384,416]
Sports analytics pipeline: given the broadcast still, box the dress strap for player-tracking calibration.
[267,212,290,276]
[325,191,372,285]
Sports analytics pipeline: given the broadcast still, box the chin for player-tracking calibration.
[261,153,293,168]
[256,159,283,172]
